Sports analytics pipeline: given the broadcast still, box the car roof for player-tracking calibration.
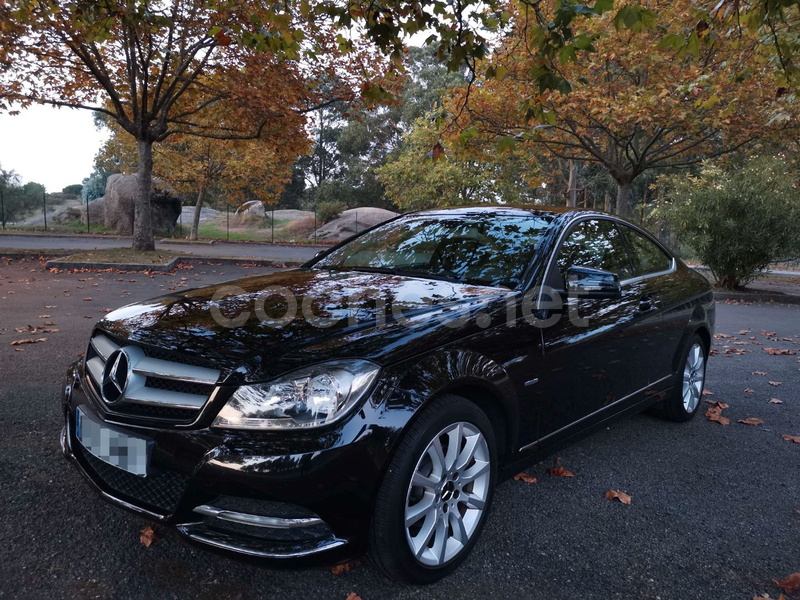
[408,204,617,222]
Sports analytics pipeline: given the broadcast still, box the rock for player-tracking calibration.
[52,206,81,224]
[180,206,219,225]
[81,197,105,225]
[271,209,315,221]
[315,207,398,241]
[104,174,181,234]
[236,200,267,218]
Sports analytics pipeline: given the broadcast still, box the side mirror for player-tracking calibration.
[565,266,621,300]
[314,250,326,258]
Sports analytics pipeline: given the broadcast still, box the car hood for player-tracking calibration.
[98,268,513,383]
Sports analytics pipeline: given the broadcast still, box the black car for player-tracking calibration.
[61,206,714,583]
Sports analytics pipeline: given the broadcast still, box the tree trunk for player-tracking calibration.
[567,160,577,207]
[190,186,205,241]
[604,190,612,213]
[133,139,155,251]
[615,181,632,218]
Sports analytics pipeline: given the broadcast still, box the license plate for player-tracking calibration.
[76,407,151,477]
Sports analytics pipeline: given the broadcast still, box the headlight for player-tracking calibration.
[212,360,380,430]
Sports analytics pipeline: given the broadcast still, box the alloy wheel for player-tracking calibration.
[682,343,705,413]
[404,421,491,567]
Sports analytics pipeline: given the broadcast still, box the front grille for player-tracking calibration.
[84,330,220,425]
[76,443,189,513]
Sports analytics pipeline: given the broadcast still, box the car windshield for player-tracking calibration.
[314,212,553,288]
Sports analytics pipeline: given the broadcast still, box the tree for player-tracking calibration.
[0,1,385,250]
[377,117,540,210]
[451,0,794,217]
[657,154,800,289]
[62,184,83,196]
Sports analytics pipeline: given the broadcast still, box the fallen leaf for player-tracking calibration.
[331,559,361,575]
[715,333,735,339]
[744,388,755,393]
[514,472,538,484]
[734,341,749,346]
[753,595,786,600]
[705,404,730,425]
[712,401,729,410]
[768,381,782,387]
[770,398,783,404]
[764,348,795,355]
[45,305,56,308]
[548,466,575,477]
[82,297,93,301]
[37,314,50,319]
[752,371,767,376]
[43,321,55,326]
[605,490,632,505]
[10,338,46,346]
[345,594,362,600]
[41,328,59,333]
[782,434,800,444]
[736,329,751,334]
[14,326,34,333]
[702,389,714,396]
[761,330,777,337]
[140,524,157,548]
[773,573,800,594]
[738,417,764,426]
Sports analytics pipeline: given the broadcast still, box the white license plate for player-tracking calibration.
[76,407,151,477]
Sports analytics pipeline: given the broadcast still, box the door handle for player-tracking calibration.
[638,295,653,312]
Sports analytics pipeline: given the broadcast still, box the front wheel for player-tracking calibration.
[651,333,707,422]
[369,394,496,583]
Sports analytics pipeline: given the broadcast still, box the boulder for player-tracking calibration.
[52,206,81,224]
[104,174,181,234]
[271,209,315,221]
[180,206,219,225]
[236,200,267,218]
[315,207,398,241]
[81,197,105,225]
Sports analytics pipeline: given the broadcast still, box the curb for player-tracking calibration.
[160,238,216,246]
[45,257,181,272]
[713,291,800,306]
[41,255,305,272]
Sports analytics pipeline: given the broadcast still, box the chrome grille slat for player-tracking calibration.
[90,334,119,361]
[84,330,220,422]
[133,356,219,384]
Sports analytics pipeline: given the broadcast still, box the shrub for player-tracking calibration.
[316,200,347,225]
[657,156,800,289]
[62,184,83,196]
[284,216,316,239]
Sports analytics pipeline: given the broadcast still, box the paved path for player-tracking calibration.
[0,233,324,261]
[0,256,798,600]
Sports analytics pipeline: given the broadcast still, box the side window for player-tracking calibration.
[556,219,633,283]
[621,226,672,276]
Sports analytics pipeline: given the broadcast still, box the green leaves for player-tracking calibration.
[612,5,658,31]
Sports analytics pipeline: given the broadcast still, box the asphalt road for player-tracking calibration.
[0,234,323,261]
[0,257,798,600]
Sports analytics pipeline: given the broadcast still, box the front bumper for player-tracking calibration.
[61,360,395,563]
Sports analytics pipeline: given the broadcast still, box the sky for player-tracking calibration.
[0,105,109,193]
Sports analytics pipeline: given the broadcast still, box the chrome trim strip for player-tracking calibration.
[124,387,207,409]
[85,356,105,385]
[133,356,219,385]
[90,334,118,362]
[518,373,673,453]
[176,526,348,559]
[193,505,324,529]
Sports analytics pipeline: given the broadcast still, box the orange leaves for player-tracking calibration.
[769,398,782,404]
[330,559,361,575]
[140,524,158,548]
[345,594,362,600]
[738,417,763,426]
[705,401,730,425]
[773,573,800,594]
[752,371,767,376]
[605,490,632,505]
[514,472,538,484]
[10,338,46,346]
[764,348,795,355]
[768,381,782,387]
[431,142,445,161]
[782,435,800,444]
[548,466,575,477]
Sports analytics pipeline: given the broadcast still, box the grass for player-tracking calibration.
[53,248,185,264]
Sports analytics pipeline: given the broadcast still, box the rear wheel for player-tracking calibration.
[369,394,496,583]
[651,333,707,422]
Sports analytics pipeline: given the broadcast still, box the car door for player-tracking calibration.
[617,223,682,384]
[534,218,647,445]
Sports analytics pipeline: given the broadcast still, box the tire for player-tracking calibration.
[369,394,497,584]
[650,333,707,422]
